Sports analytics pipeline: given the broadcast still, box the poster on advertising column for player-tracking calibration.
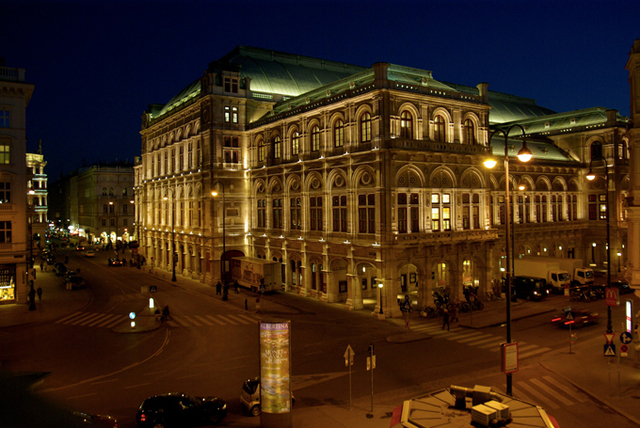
[259,320,292,428]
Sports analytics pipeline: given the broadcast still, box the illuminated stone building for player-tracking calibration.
[0,59,34,304]
[137,45,633,317]
[26,149,48,251]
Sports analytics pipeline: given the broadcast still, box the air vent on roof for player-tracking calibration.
[570,118,576,125]
[544,122,550,128]
[349,81,355,89]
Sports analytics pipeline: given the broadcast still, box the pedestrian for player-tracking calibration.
[442,306,450,331]
[36,286,42,301]
[401,295,412,330]
[40,261,43,272]
[449,302,458,323]
[234,280,239,294]
[216,281,222,295]
[162,305,172,321]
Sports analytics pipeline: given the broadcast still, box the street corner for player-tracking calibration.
[386,331,431,344]
[111,314,163,334]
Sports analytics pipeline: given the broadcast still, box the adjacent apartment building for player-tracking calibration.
[0,58,34,304]
[135,44,636,318]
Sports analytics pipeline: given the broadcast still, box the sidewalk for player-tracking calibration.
[2,265,640,427]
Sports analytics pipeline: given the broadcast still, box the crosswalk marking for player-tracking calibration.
[516,381,559,409]
[542,376,588,402]
[96,314,122,328]
[465,336,500,347]
[218,315,239,325]
[184,316,202,327]
[529,378,573,407]
[457,333,492,343]
[87,313,111,326]
[194,315,214,326]
[519,347,552,359]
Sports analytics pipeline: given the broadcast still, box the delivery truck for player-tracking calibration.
[515,256,594,292]
[514,257,570,294]
[231,257,282,293]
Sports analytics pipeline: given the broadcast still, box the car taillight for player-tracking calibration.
[564,320,575,325]
[140,414,146,422]
[551,317,561,322]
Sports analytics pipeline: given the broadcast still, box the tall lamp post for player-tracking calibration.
[212,182,226,284]
[484,124,532,396]
[163,192,177,282]
[586,156,612,333]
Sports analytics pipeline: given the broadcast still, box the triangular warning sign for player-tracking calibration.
[604,345,616,356]
[566,312,573,320]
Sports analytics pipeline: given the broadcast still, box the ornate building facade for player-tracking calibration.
[136,44,635,318]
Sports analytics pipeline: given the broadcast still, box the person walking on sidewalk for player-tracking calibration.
[36,286,42,301]
[442,306,450,331]
[216,281,222,295]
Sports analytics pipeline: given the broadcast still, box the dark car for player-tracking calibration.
[46,254,56,265]
[136,392,227,427]
[108,258,123,267]
[64,271,85,289]
[611,280,634,295]
[551,309,599,328]
[72,411,118,427]
[76,245,86,251]
[512,276,549,301]
[53,262,68,276]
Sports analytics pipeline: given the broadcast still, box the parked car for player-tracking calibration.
[64,271,85,289]
[72,411,118,427]
[108,258,123,266]
[53,262,68,276]
[136,392,226,427]
[85,250,96,258]
[551,309,599,328]
[240,378,294,416]
[611,279,634,295]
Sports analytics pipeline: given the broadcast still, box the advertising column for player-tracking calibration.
[259,320,292,428]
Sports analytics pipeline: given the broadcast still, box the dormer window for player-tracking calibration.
[224,77,239,93]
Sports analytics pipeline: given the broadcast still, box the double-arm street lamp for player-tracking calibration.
[212,181,226,284]
[163,192,177,282]
[586,156,612,333]
[484,124,533,396]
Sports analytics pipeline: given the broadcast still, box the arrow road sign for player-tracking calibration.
[620,331,633,345]
[344,345,354,367]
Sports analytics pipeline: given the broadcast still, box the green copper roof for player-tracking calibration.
[505,107,628,134]
[218,46,367,97]
[488,138,578,163]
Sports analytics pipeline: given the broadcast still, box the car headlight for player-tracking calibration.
[222,403,227,410]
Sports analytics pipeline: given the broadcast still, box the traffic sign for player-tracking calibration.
[620,344,629,355]
[605,287,619,306]
[604,333,615,344]
[344,345,354,367]
[620,331,633,345]
[604,344,616,357]
[566,312,574,321]
[149,285,157,293]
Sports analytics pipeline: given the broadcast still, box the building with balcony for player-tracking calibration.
[136,45,634,318]
[26,149,48,252]
[0,58,34,304]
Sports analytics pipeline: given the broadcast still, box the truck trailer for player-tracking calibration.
[515,256,594,291]
[231,257,282,293]
[514,257,570,294]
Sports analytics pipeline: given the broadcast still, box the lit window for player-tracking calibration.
[273,136,281,159]
[291,132,300,155]
[258,139,266,162]
[360,112,372,143]
[334,119,344,148]
[0,145,10,164]
[400,111,413,139]
[311,126,320,152]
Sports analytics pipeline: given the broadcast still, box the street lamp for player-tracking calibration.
[378,281,384,315]
[163,193,177,282]
[586,156,612,333]
[484,124,532,397]
[212,182,226,284]
[617,252,622,272]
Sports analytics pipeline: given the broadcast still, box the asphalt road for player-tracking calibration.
[2,242,637,428]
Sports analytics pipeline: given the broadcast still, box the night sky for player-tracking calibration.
[2,0,639,179]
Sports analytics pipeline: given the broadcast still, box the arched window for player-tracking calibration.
[257,139,266,162]
[311,125,320,152]
[334,119,344,148]
[400,111,413,139]
[273,136,281,159]
[360,112,372,143]
[591,141,603,160]
[463,119,475,144]
[291,131,300,156]
[434,115,446,142]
